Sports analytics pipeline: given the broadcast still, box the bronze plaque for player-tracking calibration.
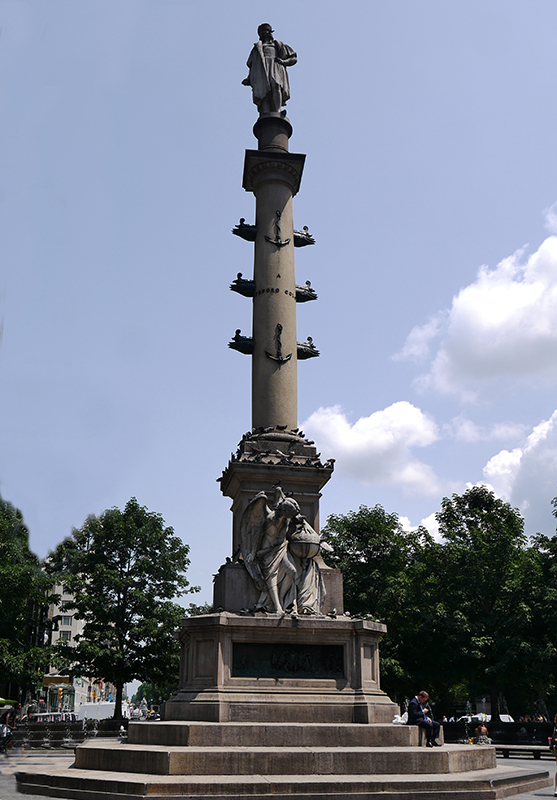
[232,642,344,678]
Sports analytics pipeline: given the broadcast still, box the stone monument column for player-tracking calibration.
[250,138,298,431]
[247,114,306,433]
[215,27,341,614]
[163,22,398,726]
[219,118,336,611]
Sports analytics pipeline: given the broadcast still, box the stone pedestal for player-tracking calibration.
[216,429,342,615]
[213,560,344,616]
[220,430,334,541]
[164,613,395,724]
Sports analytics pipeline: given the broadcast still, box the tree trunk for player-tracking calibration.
[113,681,124,719]
[489,680,500,722]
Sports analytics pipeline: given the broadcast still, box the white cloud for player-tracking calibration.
[394,312,446,362]
[397,233,557,396]
[544,201,557,234]
[483,448,523,500]
[491,422,530,440]
[446,416,527,443]
[448,416,484,442]
[302,401,441,496]
[480,410,557,534]
[395,512,444,542]
[419,512,443,542]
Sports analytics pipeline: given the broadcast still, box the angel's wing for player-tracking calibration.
[239,492,269,589]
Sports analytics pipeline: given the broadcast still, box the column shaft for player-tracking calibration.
[251,179,297,430]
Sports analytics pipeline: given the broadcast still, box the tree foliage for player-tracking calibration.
[0,495,52,691]
[129,602,214,707]
[46,497,198,718]
[433,486,541,719]
[132,680,174,706]
[322,504,423,617]
[321,505,430,701]
[322,487,557,716]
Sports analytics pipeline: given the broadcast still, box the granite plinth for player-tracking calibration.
[217,433,338,614]
[164,613,395,724]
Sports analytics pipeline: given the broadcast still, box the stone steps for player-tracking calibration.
[74,741,495,776]
[16,763,552,800]
[15,723,553,799]
[127,721,421,748]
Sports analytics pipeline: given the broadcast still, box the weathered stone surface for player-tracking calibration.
[218,457,335,580]
[238,487,326,615]
[213,561,260,612]
[128,721,422,748]
[217,454,338,615]
[165,613,394,724]
[16,758,552,799]
[213,536,344,616]
[75,740,495,777]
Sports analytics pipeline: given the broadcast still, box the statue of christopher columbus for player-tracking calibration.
[242,23,297,114]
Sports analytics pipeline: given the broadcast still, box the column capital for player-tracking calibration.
[243,150,306,195]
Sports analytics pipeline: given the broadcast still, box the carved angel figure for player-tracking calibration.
[239,486,327,615]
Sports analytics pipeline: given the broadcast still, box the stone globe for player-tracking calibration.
[288,523,321,559]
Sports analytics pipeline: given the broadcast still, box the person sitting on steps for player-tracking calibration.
[407,691,442,747]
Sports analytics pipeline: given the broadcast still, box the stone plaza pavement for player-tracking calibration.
[1,749,556,800]
[0,752,74,800]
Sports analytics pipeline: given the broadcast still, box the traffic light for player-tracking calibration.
[58,688,63,707]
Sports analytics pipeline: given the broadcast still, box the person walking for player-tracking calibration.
[0,708,14,755]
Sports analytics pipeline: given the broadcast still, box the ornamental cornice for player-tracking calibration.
[247,159,301,191]
[242,149,305,195]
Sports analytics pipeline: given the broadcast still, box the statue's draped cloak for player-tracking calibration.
[296,557,326,614]
[256,539,297,612]
[246,40,296,108]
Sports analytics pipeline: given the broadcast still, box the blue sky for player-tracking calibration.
[2,1,557,603]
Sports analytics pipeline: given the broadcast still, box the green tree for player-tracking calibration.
[433,485,538,720]
[185,601,213,616]
[321,489,547,717]
[0,495,52,695]
[47,497,199,719]
[321,504,431,702]
[528,495,557,712]
[132,680,174,706]
[129,601,214,707]
[321,504,421,615]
